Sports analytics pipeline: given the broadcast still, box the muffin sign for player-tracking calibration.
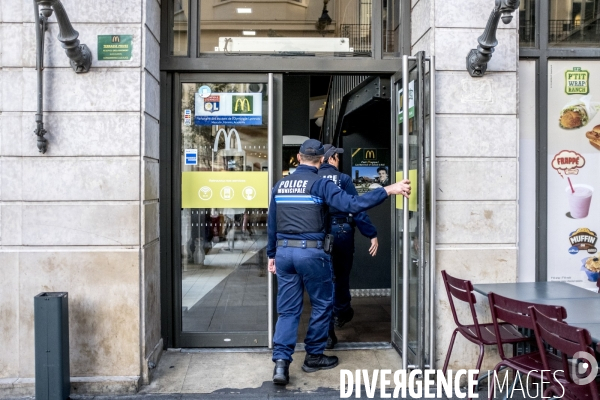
[569,228,598,254]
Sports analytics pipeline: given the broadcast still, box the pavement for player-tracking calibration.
[5,348,542,399]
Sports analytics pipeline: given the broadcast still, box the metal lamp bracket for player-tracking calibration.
[466,0,520,77]
[34,0,92,153]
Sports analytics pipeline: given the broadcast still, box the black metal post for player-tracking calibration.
[34,292,70,400]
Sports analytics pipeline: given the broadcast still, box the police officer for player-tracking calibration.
[318,145,379,349]
[267,139,411,385]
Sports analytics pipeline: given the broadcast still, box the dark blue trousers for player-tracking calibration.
[272,246,333,362]
[329,223,355,330]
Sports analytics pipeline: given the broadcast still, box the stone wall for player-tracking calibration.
[0,0,161,395]
[411,0,519,371]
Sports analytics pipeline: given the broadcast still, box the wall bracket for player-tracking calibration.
[34,0,92,154]
[466,0,520,77]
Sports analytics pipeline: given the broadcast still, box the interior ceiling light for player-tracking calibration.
[243,30,256,36]
[237,8,252,13]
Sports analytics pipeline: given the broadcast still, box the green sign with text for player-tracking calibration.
[98,35,133,60]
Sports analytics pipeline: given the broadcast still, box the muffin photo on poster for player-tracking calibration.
[547,61,600,289]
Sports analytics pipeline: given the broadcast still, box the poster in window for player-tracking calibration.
[351,148,390,194]
[547,61,600,289]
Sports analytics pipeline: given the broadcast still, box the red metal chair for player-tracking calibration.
[530,306,599,400]
[487,293,567,400]
[441,271,526,384]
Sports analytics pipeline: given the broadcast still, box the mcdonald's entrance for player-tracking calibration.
[163,56,435,369]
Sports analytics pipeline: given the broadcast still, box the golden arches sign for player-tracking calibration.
[365,150,376,159]
[112,35,120,43]
[234,97,251,112]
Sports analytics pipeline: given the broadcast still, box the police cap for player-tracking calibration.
[299,139,325,156]
[323,144,344,161]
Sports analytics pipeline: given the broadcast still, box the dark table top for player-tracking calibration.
[473,281,600,343]
[473,281,599,300]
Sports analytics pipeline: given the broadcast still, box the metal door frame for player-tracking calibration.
[166,72,282,348]
[390,53,436,370]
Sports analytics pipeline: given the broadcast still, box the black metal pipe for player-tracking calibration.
[34,0,47,153]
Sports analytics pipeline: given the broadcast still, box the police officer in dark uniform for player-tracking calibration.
[267,139,411,385]
[318,145,379,349]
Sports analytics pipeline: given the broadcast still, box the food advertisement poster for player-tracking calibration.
[547,61,600,289]
[351,148,390,194]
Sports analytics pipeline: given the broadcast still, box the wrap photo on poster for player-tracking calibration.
[195,92,262,126]
[547,61,600,289]
[350,148,390,194]
[182,171,269,208]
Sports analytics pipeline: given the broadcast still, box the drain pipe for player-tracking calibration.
[33,0,92,153]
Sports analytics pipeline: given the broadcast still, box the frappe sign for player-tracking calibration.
[552,150,585,176]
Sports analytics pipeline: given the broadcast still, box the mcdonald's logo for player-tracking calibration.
[364,149,377,159]
[232,95,253,114]
[112,35,120,43]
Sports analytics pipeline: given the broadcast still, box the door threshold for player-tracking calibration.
[175,342,392,354]
[296,342,392,351]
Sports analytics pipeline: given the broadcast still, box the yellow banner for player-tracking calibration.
[182,171,269,208]
[395,170,418,211]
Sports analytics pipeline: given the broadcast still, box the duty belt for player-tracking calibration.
[277,239,323,249]
[331,216,353,225]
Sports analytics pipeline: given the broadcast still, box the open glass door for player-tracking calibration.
[174,73,276,347]
[391,53,436,369]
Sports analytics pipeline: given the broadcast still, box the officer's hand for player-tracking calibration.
[384,179,411,198]
[268,258,276,275]
[368,237,378,257]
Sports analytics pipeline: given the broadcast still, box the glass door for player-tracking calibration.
[174,74,275,347]
[391,53,436,369]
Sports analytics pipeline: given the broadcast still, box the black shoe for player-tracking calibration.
[272,359,290,385]
[334,307,354,328]
[301,353,339,373]
[325,329,338,350]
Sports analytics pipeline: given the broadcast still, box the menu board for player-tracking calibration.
[547,61,600,289]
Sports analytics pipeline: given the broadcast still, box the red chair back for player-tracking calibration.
[597,275,600,293]
[488,292,566,360]
[441,270,481,339]
[530,306,599,399]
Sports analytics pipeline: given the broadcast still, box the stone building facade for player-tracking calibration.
[0,0,568,395]
[0,0,162,395]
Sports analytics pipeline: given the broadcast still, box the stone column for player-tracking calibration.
[411,0,519,372]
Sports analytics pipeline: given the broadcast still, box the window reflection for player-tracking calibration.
[519,0,536,47]
[549,0,600,47]
[180,82,269,333]
[199,0,373,56]
[172,0,189,55]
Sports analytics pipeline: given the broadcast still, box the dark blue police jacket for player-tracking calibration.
[267,164,387,258]
[318,163,378,239]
